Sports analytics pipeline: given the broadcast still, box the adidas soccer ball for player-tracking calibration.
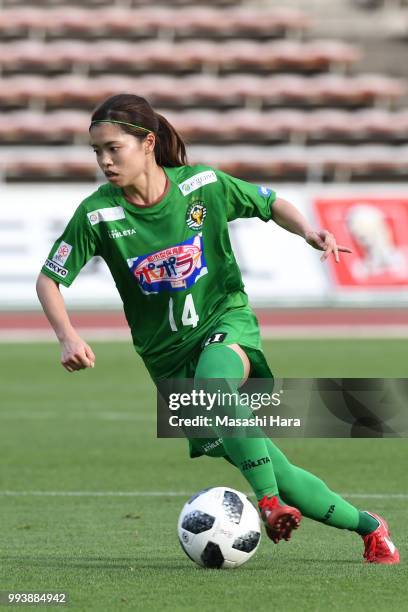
[177,486,261,568]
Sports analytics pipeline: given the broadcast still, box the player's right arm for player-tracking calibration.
[36,273,95,372]
[36,200,98,372]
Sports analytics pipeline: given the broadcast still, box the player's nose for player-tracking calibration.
[99,152,113,169]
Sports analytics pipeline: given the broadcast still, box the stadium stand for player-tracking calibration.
[2,108,407,145]
[0,74,403,109]
[0,39,361,74]
[2,144,408,183]
[2,0,240,7]
[0,7,311,39]
[0,0,407,182]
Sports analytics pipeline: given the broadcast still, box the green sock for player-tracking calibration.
[263,438,361,530]
[356,511,380,536]
[193,344,279,500]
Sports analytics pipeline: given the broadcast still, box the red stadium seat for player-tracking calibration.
[48,75,136,106]
[1,0,255,12]
[0,40,360,73]
[227,7,311,35]
[1,143,408,181]
[0,76,51,107]
[188,144,408,180]
[304,40,361,71]
[0,74,405,110]
[310,74,406,105]
[0,8,47,35]
[4,108,408,145]
[0,6,311,39]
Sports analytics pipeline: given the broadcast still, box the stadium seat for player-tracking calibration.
[3,108,408,145]
[1,0,252,10]
[0,110,90,142]
[189,144,408,180]
[0,73,405,109]
[0,6,309,39]
[0,8,47,36]
[1,144,408,182]
[0,40,360,74]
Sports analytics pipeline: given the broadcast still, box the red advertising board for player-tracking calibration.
[314,197,408,287]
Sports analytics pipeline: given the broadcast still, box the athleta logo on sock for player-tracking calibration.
[322,504,336,522]
[204,332,227,346]
[241,457,271,471]
[202,438,223,453]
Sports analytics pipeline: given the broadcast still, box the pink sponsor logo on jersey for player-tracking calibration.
[127,234,208,294]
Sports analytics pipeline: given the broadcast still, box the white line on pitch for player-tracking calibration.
[0,491,406,499]
[0,412,153,421]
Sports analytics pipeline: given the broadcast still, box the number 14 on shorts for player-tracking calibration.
[169,295,199,331]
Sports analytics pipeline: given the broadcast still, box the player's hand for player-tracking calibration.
[60,335,96,372]
[305,229,352,263]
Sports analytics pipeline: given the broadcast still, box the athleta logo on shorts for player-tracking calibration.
[178,171,217,196]
[52,241,72,266]
[204,332,227,346]
[127,234,208,294]
[44,258,68,278]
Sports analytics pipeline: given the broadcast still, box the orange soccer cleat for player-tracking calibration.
[362,512,400,564]
[258,495,302,544]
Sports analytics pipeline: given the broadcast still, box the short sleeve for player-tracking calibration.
[215,170,277,222]
[40,204,97,287]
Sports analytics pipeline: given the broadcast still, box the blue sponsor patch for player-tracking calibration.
[258,186,272,197]
[127,234,208,294]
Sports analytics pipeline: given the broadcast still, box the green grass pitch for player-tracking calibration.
[1,339,407,611]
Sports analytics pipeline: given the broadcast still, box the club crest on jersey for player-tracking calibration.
[127,234,208,294]
[186,202,206,231]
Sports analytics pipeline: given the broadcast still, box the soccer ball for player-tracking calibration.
[177,486,261,568]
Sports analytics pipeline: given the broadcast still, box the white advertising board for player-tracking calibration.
[0,184,121,309]
[1,182,408,309]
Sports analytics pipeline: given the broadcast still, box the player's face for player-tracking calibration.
[90,123,154,187]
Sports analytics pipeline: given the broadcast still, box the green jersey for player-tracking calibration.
[41,164,276,376]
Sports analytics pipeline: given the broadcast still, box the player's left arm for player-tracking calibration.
[271,196,352,263]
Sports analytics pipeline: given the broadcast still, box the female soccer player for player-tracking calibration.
[36,94,399,564]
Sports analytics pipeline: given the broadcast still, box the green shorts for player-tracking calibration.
[148,304,274,459]
[164,305,273,380]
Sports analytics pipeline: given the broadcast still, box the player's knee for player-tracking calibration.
[195,342,249,385]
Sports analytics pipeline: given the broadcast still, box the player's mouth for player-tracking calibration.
[105,171,119,180]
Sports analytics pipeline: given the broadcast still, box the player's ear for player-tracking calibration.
[144,132,156,154]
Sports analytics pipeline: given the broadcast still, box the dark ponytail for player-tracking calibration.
[154,111,187,168]
[90,94,187,167]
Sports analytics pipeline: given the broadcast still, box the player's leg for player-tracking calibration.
[194,342,278,500]
[265,439,399,562]
[193,342,301,542]
[224,423,399,562]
